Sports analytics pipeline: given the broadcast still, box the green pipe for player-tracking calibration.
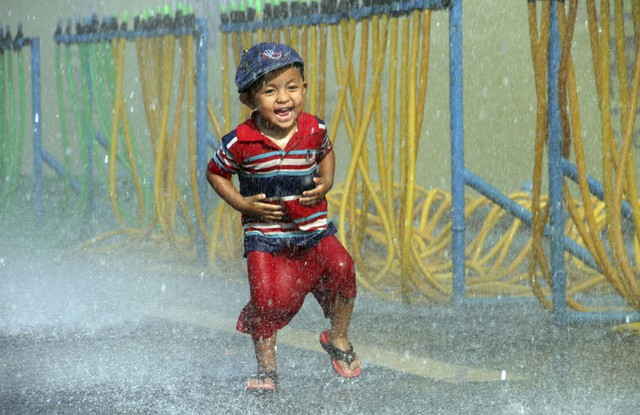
[0,47,27,213]
[0,49,8,196]
[65,42,90,210]
[10,50,26,203]
[5,49,17,185]
[0,49,18,210]
[79,42,97,213]
[122,100,153,224]
[55,44,74,191]
[90,41,113,149]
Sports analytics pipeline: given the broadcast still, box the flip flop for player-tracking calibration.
[246,370,278,391]
[319,330,362,378]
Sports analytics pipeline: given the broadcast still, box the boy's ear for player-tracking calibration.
[239,93,255,109]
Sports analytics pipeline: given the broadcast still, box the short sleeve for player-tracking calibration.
[207,133,241,180]
[316,125,333,163]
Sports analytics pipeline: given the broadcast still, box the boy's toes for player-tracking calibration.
[335,357,361,377]
[246,371,277,391]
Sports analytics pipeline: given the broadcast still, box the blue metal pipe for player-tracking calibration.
[31,37,42,224]
[195,17,210,263]
[219,0,452,32]
[41,149,81,193]
[547,0,568,326]
[54,26,200,44]
[464,168,599,272]
[449,0,465,304]
[449,0,466,303]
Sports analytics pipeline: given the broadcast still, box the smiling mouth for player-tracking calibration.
[275,107,292,118]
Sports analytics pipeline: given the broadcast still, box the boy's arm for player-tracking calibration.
[206,170,284,221]
[300,150,335,206]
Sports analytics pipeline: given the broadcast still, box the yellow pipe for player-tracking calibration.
[207,102,224,139]
[610,28,640,305]
[329,23,354,144]
[164,35,189,242]
[527,0,551,306]
[317,23,328,119]
[567,60,611,272]
[398,14,410,191]
[399,11,421,295]
[614,0,629,133]
[109,38,126,226]
[385,15,399,239]
[597,0,616,240]
[596,0,635,300]
[308,21,318,123]
[571,8,621,291]
[557,0,577,158]
[153,34,176,235]
[612,0,640,250]
[351,15,372,264]
[221,31,231,132]
[373,13,387,216]
[152,34,163,109]
[335,20,395,282]
[613,2,640,250]
[136,37,160,153]
[119,83,146,227]
[586,1,604,114]
[414,10,431,155]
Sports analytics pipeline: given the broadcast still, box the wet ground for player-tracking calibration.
[2,230,640,415]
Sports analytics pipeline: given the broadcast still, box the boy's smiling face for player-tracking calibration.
[241,65,307,140]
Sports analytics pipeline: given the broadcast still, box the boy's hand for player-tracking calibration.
[300,177,332,206]
[242,194,284,221]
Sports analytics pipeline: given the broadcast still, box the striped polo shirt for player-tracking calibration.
[207,112,337,256]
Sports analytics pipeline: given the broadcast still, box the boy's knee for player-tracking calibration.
[253,292,302,320]
[334,253,355,276]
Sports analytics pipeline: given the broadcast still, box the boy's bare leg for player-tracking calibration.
[329,295,361,375]
[248,333,277,388]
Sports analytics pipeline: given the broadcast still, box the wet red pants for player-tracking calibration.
[237,235,356,340]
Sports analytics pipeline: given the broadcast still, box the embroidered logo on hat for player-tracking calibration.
[259,50,285,61]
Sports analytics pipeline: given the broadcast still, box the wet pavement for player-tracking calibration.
[2,236,640,415]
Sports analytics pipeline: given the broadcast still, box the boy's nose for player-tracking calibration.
[276,89,290,103]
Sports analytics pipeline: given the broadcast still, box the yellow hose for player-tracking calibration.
[528,0,552,309]
[152,34,176,235]
[108,37,126,227]
[317,23,328,119]
[136,37,160,154]
[610,30,640,306]
[221,31,231,133]
[399,10,421,297]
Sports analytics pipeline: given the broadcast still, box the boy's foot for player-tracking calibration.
[319,330,362,378]
[246,371,278,391]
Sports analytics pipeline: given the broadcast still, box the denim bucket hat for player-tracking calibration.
[235,42,304,93]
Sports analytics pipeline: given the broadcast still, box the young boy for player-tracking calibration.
[206,42,362,390]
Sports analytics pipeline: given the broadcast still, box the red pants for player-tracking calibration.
[237,235,356,340]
